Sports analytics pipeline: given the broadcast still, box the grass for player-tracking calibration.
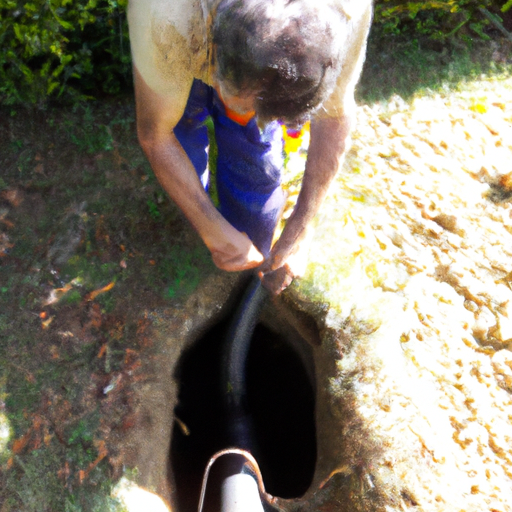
[358,32,512,103]
[0,98,215,511]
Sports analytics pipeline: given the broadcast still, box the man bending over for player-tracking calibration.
[128,0,372,294]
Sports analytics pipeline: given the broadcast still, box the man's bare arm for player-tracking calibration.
[133,66,264,271]
[258,1,372,294]
[260,114,352,294]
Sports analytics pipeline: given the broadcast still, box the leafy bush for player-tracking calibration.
[0,0,131,107]
[373,0,512,42]
[1,0,510,107]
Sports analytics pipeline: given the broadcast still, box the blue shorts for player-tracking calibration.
[173,79,285,257]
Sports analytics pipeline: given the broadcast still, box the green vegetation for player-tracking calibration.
[0,100,215,510]
[1,0,511,106]
[374,0,511,41]
[358,30,512,103]
[359,1,512,102]
[0,0,131,107]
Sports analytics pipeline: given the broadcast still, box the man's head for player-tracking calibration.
[213,0,348,126]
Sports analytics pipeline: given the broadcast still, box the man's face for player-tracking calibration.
[213,75,310,129]
[214,78,257,118]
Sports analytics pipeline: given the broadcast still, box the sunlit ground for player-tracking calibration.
[113,478,172,511]
[281,75,512,510]
[0,413,11,457]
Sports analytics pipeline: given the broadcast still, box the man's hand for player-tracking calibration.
[209,230,264,272]
[258,225,313,295]
[259,114,353,296]
[258,264,294,296]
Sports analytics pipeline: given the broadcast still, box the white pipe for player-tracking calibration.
[221,474,265,512]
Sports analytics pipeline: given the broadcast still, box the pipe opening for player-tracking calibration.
[170,316,317,512]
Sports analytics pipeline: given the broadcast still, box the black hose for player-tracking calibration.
[221,275,268,448]
[198,276,280,512]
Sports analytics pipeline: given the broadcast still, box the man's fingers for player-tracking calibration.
[211,243,264,272]
[247,244,265,265]
[259,265,294,296]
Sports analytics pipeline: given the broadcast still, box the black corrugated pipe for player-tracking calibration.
[198,275,278,512]
[221,275,268,449]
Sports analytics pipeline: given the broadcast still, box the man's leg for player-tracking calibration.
[212,97,285,257]
[173,79,212,188]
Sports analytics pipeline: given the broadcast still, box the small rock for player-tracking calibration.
[494,313,512,343]
[491,350,512,391]
[464,300,479,313]
[432,213,459,234]
[472,307,496,343]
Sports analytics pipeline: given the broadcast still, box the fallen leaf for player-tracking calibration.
[470,101,488,114]
[1,189,23,207]
[86,281,115,301]
[79,440,108,482]
[43,278,81,306]
[12,432,31,454]
[96,439,108,458]
[42,316,54,329]
[97,344,107,359]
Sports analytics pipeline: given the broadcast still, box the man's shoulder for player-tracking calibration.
[128,0,196,25]
[316,0,373,118]
[128,0,206,43]
[128,0,209,96]
[328,0,372,24]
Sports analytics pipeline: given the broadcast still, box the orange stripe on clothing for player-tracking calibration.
[215,85,256,126]
[223,105,256,126]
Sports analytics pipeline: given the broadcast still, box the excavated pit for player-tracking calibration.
[170,304,317,512]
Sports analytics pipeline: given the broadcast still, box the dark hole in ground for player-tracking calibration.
[170,318,317,512]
